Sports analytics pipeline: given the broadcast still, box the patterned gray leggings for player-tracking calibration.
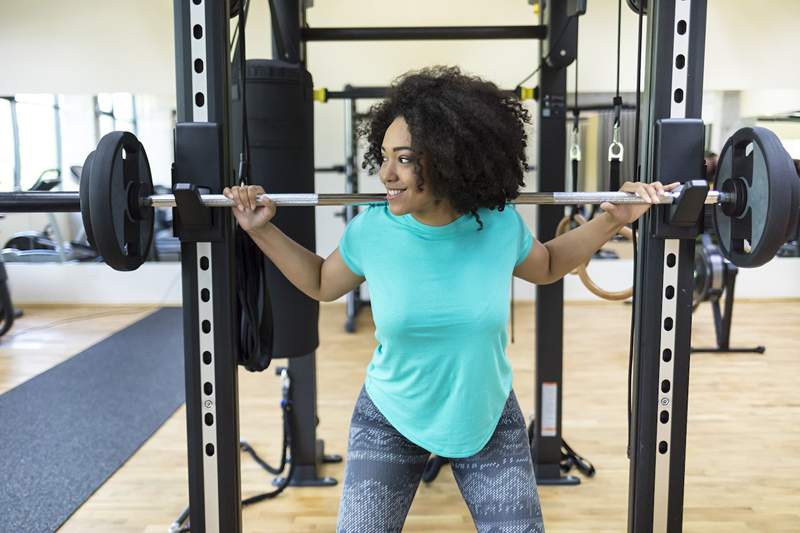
[336,387,544,532]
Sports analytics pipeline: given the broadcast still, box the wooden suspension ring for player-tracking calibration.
[555,213,634,301]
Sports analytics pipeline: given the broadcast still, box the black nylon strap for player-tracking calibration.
[610,158,621,192]
[571,156,580,217]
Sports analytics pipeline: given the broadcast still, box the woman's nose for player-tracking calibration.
[381,161,397,180]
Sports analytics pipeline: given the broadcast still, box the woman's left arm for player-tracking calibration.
[513,181,679,285]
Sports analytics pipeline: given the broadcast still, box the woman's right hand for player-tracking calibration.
[222,185,277,232]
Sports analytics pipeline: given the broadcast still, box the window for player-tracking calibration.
[0,98,14,191]
[95,93,138,138]
[10,94,60,192]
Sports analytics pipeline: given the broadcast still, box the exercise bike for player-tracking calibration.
[691,233,765,354]
[2,168,99,263]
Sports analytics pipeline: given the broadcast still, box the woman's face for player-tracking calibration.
[380,116,456,222]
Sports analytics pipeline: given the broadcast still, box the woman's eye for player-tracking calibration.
[399,156,413,164]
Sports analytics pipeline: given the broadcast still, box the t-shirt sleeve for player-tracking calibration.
[338,207,368,276]
[511,205,534,266]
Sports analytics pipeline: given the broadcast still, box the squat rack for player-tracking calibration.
[172,1,711,532]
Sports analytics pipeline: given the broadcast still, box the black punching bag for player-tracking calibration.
[232,59,319,360]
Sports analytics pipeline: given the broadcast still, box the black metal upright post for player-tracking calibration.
[343,88,363,333]
[271,0,305,63]
[268,0,338,487]
[174,1,241,532]
[628,1,707,532]
[533,1,579,485]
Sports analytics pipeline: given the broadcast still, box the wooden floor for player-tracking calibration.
[1,300,799,532]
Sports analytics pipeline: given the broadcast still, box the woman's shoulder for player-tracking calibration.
[482,203,521,222]
[347,201,389,227]
[359,202,389,218]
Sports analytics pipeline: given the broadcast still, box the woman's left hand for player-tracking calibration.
[600,181,682,226]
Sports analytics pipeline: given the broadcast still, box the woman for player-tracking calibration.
[224,66,673,532]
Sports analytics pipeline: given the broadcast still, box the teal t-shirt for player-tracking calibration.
[338,201,533,458]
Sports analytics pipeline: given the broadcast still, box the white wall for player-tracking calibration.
[4,1,800,94]
[0,1,175,95]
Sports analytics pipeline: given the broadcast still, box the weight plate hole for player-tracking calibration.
[663,349,672,362]
[659,441,668,454]
[203,382,213,395]
[677,20,687,35]
[664,317,674,331]
[202,320,211,334]
[675,54,685,69]
[206,443,215,456]
[666,253,676,267]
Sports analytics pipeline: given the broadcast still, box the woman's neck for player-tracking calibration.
[410,201,462,226]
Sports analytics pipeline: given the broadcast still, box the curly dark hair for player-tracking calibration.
[359,66,531,230]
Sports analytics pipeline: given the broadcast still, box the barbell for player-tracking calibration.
[0,127,797,272]
[3,188,727,211]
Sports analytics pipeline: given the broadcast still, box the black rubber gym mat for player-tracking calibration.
[0,307,184,533]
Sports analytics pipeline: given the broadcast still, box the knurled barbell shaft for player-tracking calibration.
[0,189,731,213]
[147,190,729,208]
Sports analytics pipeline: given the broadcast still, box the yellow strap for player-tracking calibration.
[518,86,536,101]
[313,88,328,103]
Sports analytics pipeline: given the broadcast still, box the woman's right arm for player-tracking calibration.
[224,184,365,302]
[247,223,365,302]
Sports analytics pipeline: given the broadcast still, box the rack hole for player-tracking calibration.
[665,285,675,299]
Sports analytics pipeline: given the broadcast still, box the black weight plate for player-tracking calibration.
[692,242,710,309]
[88,131,154,271]
[713,127,794,268]
[786,165,800,242]
[79,151,96,248]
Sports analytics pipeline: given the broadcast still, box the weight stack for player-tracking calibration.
[231,59,319,359]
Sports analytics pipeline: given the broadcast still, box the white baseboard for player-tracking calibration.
[6,257,799,306]
[514,257,800,302]
[7,263,183,305]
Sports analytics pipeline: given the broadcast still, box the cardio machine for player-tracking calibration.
[2,168,99,263]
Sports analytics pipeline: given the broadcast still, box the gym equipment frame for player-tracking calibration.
[4,1,798,532]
